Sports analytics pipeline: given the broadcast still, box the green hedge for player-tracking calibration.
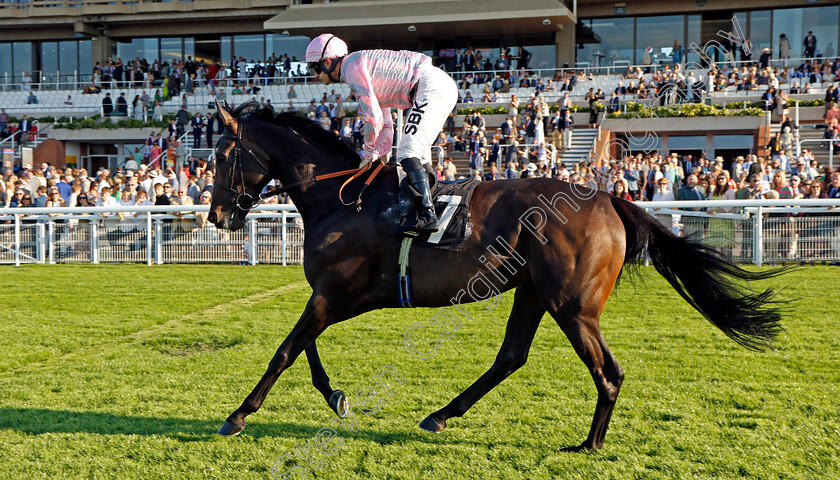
[53,116,175,130]
[456,106,509,115]
[608,102,764,119]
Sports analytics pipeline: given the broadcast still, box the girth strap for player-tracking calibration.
[398,236,414,308]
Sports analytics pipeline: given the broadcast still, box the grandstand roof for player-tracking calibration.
[265,0,575,44]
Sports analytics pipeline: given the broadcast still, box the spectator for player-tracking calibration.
[21,72,32,92]
[27,92,38,104]
[117,92,128,115]
[0,109,9,133]
[803,31,817,59]
[612,179,633,201]
[102,93,113,115]
[46,187,65,208]
[18,115,32,147]
[484,163,501,181]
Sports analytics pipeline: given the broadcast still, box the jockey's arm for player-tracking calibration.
[343,61,392,163]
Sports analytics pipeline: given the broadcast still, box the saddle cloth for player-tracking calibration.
[398,173,480,252]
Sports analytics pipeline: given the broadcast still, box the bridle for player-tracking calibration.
[214,121,386,212]
[213,127,274,211]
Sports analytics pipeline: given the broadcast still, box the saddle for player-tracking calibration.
[398,171,480,252]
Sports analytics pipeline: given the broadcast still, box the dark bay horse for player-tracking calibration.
[207,102,785,451]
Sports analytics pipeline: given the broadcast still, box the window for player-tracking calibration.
[79,40,92,75]
[772,6,839,59]
[116,38,160,64]
[0,44,11,78]
[233,35,264,63]
[160,38,182,64]
[13,42,33,78]
[635,16,685,66]
[579,17,633,67]
[749,10,772,55]
[41,42,58,73]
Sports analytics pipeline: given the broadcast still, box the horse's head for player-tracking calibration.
[208,101,274,231]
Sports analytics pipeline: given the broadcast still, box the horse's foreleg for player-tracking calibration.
[418,284,545,433]
[218,296,336,436]
[305,341,349,418]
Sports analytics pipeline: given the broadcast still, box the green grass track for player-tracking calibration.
[0,264,838,479]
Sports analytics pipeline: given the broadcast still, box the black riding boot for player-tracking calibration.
[400,157,439,233]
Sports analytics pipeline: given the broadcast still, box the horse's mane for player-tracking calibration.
[232,100,360,163]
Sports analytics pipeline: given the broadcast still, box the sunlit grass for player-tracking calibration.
[0,264,837,479]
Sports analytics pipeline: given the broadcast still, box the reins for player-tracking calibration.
[216,126,386,212]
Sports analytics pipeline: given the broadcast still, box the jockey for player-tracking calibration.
[305,33,458,233]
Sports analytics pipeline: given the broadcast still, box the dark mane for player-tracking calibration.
[231,101,360,163]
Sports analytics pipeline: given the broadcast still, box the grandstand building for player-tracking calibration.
[1,0,838,170]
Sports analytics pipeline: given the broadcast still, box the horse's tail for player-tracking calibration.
[608,195,786,351]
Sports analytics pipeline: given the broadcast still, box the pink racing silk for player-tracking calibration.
[340,49,431,161]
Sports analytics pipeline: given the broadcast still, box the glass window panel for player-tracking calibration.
[233,34,264,63]
[772,6,838,60]
[184,37,195,60]
[221,36,232,64]
[0,44,11,77]
[266,34,311,68]
[116,38,159,63]
[686,15,701,66]
[41,41,58,74]
[578,17,633,68]
[79,40,92,75]
[635,16,685,67]
[59,41,78,72]
[749,10,772,55]
[160,37,182,64]
[668,135,706,149]
[13,42,33,77]
[528,45,556,70]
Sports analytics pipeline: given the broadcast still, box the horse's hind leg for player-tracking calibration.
[548,298,624,451]
[306,342,349,418]
[419,282,545,433]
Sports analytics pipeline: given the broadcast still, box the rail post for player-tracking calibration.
[90,221,99,264]
[281,210,287,266]
[753,206,763,266]
[14,214,20,267]
[154,219,163,265]
[247,218,257,265]
[48,220,55,264]
[36,223,46,264]
[146,214,153,266]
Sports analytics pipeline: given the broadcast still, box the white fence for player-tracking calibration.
[0,204,303,267]
[0,199,839,267]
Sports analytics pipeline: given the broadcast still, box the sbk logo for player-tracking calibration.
[403,100,428,135]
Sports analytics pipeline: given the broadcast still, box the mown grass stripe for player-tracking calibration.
[0,280,309,379]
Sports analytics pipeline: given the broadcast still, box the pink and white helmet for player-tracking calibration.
[304,34,349,63]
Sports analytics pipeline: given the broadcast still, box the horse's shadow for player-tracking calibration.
[0,407,481,446]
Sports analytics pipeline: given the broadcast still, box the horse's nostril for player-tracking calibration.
[208,211,217,224]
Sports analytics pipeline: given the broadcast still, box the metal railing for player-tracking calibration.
[798,138,835,170]
[1,199,839,267]
[0,204,302,267]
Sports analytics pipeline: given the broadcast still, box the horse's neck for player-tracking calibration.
[271,131,359,220]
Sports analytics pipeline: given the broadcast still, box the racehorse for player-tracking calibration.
[207,101,786,451]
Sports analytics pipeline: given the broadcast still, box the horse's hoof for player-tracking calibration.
[418,415,446,433]
[329,390,349,419]
[559,442,596,453]
[217,420,246,436]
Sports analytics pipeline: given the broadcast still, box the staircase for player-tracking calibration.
[557,128,599,165]
[771,122,834,165]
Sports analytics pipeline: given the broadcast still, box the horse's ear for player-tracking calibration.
[216,100,237,133]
